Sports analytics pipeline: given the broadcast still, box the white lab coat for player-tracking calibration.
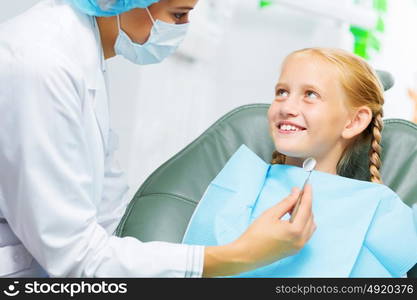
[0,0,203,277]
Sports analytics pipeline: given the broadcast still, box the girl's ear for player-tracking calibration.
[342,106,373,139]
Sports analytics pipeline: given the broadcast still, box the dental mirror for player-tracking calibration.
[303,157,317,172]
[289,157,316,223]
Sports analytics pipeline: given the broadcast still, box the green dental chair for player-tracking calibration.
[116,76,417,278]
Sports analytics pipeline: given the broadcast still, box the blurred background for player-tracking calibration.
[2,0,417,199]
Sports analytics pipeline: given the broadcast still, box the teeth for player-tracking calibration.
[280,124,301,131]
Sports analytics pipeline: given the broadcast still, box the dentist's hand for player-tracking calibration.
[203,185,316,277]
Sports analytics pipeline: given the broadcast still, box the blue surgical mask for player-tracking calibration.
[114,8,189,65]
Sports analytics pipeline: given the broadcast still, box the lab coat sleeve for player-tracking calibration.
[0,46,204,277]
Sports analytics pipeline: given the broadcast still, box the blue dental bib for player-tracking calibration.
[183,145,417,277]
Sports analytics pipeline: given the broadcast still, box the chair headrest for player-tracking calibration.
[376,70,394,91]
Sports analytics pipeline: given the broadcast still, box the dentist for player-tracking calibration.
[0,0,316,277]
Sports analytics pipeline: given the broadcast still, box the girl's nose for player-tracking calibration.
[279,97,300,118]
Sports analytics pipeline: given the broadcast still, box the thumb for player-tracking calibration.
[272,187,301,219]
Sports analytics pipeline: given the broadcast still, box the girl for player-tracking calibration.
[183,48,417,277]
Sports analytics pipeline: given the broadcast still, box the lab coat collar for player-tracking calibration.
[83,14,107,90]
[63,0,106,90]
[92,17,107,74]
[64,1,109,148]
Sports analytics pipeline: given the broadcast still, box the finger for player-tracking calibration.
[292,184,313,226]
[301,215,316,243]
[304,219,317,246]
[271,187,301,219]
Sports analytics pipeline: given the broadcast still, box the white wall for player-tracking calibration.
[372,0,417,120]
[2,0,416,200]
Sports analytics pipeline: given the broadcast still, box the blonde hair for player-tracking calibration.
[271,48,385,184]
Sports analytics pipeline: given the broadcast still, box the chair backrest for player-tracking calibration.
[116,103,417,277]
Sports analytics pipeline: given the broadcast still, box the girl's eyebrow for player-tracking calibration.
[301,84,323,95]
[274,82,324,95]
[275,82,289,91]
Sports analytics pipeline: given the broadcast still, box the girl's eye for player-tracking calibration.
[306,90,319,100]
[276,89,289,98]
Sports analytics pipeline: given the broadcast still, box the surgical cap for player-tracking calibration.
[70,0,161,16]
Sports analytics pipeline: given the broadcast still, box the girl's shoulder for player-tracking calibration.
[339,174,400,201]
[277,163,402,203]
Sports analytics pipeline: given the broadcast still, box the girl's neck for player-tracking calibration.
[284,143,346,175]
[285,157,338,174]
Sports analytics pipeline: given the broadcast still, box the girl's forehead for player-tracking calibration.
[279,53,340,85]
[278,53,349,106]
